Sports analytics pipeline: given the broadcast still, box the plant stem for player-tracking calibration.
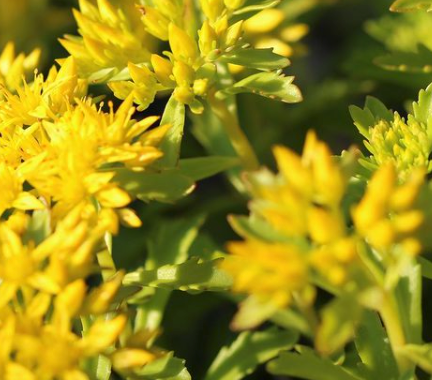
[208,90,260,171]
[379,293,412,374]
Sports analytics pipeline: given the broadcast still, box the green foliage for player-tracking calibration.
[267,349,363,380]
[204,328,298,380]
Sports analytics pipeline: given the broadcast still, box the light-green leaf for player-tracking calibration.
[220,72,302,103]
[178,156,240,181]
[355,311,399,380]
[374,45,432,73]
[130,352,192,379]
[219,48,290,70]
[204,327,298,380]
[267,350,364,380]
[233,0,281,15]
[123,258,232,293]
[316,293,363,355]
[156,95,186,168]
[390,0,432,12]
[113,168,195,203]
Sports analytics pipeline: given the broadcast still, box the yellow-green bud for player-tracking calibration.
[173,61,195,86]
[224,20,244,47]
[139,6,169,41]
[199,21,218,56]
[193,78,209,96]
[151,54,174,87]
[224,0,246,10]
[169,23,199,64]
[200,0,225,22]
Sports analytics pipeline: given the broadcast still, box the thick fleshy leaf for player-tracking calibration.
[219,48,290,70]
[228,214,297,243]
[155,95,186,169]
[178,156,240,181]
[374,45,432,73]
[204,327,298,380]
[349,96,393,138]
[233,0,281,15]
[315,293,363,355]
[113,169,195,203]
[134,216,204,331]
[123,258,232,293]
[267,349,364,380]
[390,0,432,12]
[130,352,191,379]
[355,311,399,380]
[220,72,302,103]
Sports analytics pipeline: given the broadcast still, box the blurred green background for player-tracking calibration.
[4,0,432,378]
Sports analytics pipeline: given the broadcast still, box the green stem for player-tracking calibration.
[379,293,412,374]
[208,90,260,171]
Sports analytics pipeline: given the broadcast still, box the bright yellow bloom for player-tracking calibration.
[224,132,359,314]
[0,57,87,128]
[0,162,43,217]
[353,164,429,255]
[249,131,348,238]
[60,0,153,80]
[362,113,431,181]
[222,240,308,308]
[0,42,40,93]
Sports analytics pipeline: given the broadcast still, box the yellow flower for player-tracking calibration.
[362,113,431,181]
[0,57,87,128]
[0,42,40,93]
[353,164,428,255]
[0,162,43,217]
[248,131,348,238]
[222,240,308,308]
[60,0,153,80]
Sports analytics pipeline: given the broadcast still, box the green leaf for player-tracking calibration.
[267,350,364,380]
[123,258,232,293]
[316,293,363,355]
[390,0,432,12]
[355,311,399,380]
[233,0,281,15]
[413,83,432,123]
[204,327,298,380]
[156,95,186,168]
[395,263,422,345]
[219,48,290,70]
[349,96,392,138]
[418,256,432,280]
[228,214,299,243]
[113,168,195,203]
[374,45,432,73]
[131,353,191,379]
[220,72,302,103]
[413,83,432,141]
[134,216,205,331]
[400,344,432,373]
[178,156,240,181]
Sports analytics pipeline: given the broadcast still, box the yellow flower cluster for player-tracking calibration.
[223,132,432,311]
[0,56,169,227]
[363,113,431,181]
[222,131,356,310]
[0,206,127,380]
[353,164,430,256]
[60,0,153,80]
[110,0,251,113]
[0,42,40,93]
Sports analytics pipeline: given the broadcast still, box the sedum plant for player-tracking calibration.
[4,1,432,380]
